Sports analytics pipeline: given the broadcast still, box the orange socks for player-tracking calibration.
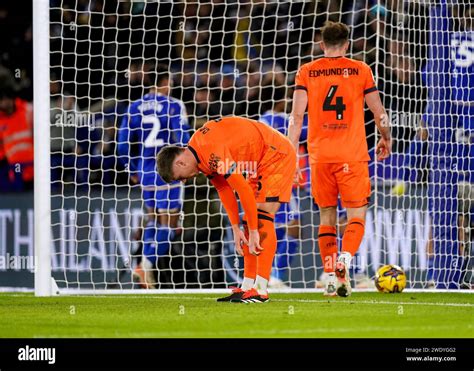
[318,225,338,273]
[243,246,257,281]
[242,221,256,283]
[342,218,365,256]
[256,210,277,281]
[318,218,365,272]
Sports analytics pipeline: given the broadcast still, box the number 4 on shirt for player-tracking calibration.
[323,85,346,120]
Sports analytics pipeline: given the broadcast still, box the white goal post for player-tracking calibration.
[33,0,472,296]
[34,0,52,296]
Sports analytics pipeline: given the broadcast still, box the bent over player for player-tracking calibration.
[289,22,392,297]
[157,116,296,303]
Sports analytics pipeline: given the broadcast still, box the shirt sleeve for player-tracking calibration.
[117,106,138,172]
[294,64,308,92]
[225,173,258,230]
[363,64,378,95]
[210,175,240,226]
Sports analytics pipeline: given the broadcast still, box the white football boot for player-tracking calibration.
[324,272,337,297]
[335,254,352,297]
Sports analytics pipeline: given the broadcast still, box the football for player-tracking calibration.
[375,265,407,293]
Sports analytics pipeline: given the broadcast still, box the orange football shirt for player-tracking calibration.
[295,56,376,163]
[188,116,291,178]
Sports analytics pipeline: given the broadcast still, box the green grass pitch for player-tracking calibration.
[1,292,472,338]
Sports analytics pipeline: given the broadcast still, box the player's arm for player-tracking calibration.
[225,173,262,256]
[117,110,139,174]
[288,90,308,151]
[365,91,392,160]
[288,89,308,182]
[289,66,308,183]
[210,175,240,227]
[210,174,260,255]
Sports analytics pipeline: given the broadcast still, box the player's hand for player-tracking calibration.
[376,137,392,161]
[130,175,139,184]
[293,161,303,185]
[248,229,263,256]
[231,225,247,256]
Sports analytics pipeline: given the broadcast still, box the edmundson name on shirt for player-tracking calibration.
[309,67,359,77]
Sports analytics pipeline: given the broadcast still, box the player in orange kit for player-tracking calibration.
[157,116,296,303]
[288,22,392,297]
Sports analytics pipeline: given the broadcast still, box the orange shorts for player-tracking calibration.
[248,139,296,204]
[311,161,371,208]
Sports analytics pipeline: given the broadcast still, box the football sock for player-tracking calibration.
[427,256,434,281]
[318,225,337,273]
[242,221,257,285]
[156,226,175,255]
[342,218,365,257]
[255,275,269,296]
[241,277,255,291]
[143,221,175,265]
[274,235,298,280]
[143,220,158,265]
[272,227,287,280]
[326,272,336,286]
[141,256,157,286]
[255,210,277,291]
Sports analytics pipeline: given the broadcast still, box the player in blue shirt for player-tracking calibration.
[450,4,473,289]
[425,2,473,288]
[117,64,191,288]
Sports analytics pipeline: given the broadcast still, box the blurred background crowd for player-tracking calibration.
[0,0,430,191]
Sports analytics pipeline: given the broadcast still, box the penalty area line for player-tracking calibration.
[271,298,474,307]
[130,295,474,308]
[51,294,474,308]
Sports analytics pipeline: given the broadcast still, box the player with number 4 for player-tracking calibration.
[288,21,392,297]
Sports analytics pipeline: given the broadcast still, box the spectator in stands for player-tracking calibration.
[0,3,33,101]
[50,78,79,188]
[244,62,264,119]
[192,87,219,127]
[391,120,429,196]
[212,64,245,117]
[0,67,34,192]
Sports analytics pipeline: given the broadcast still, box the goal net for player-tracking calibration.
[38,0,472,294]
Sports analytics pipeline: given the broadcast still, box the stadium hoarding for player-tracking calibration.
[0,187,438,290]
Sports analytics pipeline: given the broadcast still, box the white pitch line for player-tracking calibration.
[270,298,474,308]
[89,295,474,308]
[145,295,474,307]
[6,293,473,308]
